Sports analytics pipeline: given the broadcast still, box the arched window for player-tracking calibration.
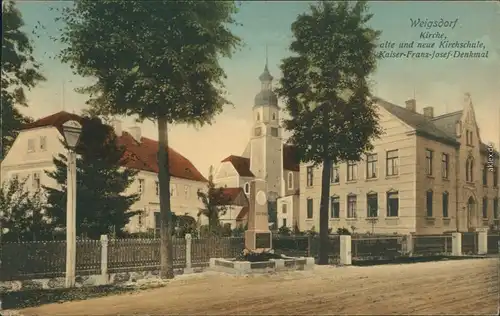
[387,190,399,217]
[466,157,474,182]
[256,113,260,121]
[347,194,357,218]
[272,113,276,120]
[244,182,250,194]
[287,172,293,190]
[442,191,449,218]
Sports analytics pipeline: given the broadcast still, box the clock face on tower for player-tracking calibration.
[255,127,262,136]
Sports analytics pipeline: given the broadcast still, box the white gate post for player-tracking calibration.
[100,234,109,284]
[339,235,352,265]
[184,234,193,274]
[405,234,414,256]
[477,229,488,255]
[451,232,462,256]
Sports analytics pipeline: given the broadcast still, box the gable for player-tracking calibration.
[215,161,239,179]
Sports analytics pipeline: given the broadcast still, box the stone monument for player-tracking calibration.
[244,179,272,252]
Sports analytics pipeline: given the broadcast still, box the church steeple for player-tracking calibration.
[254,47,278,107]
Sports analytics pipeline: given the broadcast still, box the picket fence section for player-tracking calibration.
[0,232,496,281]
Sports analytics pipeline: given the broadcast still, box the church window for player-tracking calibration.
[306,166,314,186]
[306,198,313,219]
[287,172,293,190]
[455,121,462,137]
[466,157,474,182]
[244,182,250,194]
[272,113,276,120]
[254,127,262,136]
[257,113,260,121]
[466,130,473,146]
[271,127,278,137]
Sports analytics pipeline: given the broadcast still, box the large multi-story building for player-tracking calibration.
[0,111,209,233]
[299,94,499,235]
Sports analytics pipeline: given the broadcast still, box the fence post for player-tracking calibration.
[100,234,109,285]
[339,235,352,265]
[451,232,462,256]
[307,234,312,257]
[477,229,487,255]
[184,234,193,274]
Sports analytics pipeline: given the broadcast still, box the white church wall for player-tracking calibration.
[214,162,239,188]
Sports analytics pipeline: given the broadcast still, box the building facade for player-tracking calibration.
[214,62,301,229]
[299,94,499,235]
[0,112,208,234]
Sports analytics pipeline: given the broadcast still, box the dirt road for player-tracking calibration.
[16,258,499,315]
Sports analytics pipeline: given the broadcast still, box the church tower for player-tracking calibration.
[249,59,283,199]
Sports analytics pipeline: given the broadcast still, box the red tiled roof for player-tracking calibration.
[220,145,300,176]
[221,187,248,206]
[23,111,84,135]
[23,111,207,183]
[221,155,254,177]
[236,206,248,221]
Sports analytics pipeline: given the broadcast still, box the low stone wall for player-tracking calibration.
[0,268,201,293]
[210,257,315,275]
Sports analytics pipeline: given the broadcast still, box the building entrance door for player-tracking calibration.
[467,196,477,231]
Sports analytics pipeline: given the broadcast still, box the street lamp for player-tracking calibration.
[62,120,82,288]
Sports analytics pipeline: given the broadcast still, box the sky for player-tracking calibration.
[14,0,500,177]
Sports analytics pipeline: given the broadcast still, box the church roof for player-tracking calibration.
[221,187,249,207]
[221,155,254,177]
[259,64,273,82]
[254,63,278,107]
[254,90,278,107]
[221,146,300,176]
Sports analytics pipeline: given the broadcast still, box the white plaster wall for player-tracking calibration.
[277,195,295,228]
[125,171,207,233]
[214,162,239,188]
[219,205,244,229]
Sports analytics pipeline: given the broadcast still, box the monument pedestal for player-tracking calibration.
[245,180,272,252]
[244,230,272,253]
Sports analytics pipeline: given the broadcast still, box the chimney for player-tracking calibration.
[111,119,122,137]
[405,99,416,112]
[129,126,141,143]
[423,106,434,119]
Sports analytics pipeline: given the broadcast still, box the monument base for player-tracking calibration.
[244,230,272,253]
[209,256,315,275]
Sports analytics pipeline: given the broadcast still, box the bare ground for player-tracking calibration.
[15,258,499,315]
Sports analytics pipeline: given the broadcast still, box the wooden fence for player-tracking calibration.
[1,232,496,281]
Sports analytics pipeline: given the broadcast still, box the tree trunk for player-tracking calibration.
[318,158,332,265]
[157,115,174,279]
